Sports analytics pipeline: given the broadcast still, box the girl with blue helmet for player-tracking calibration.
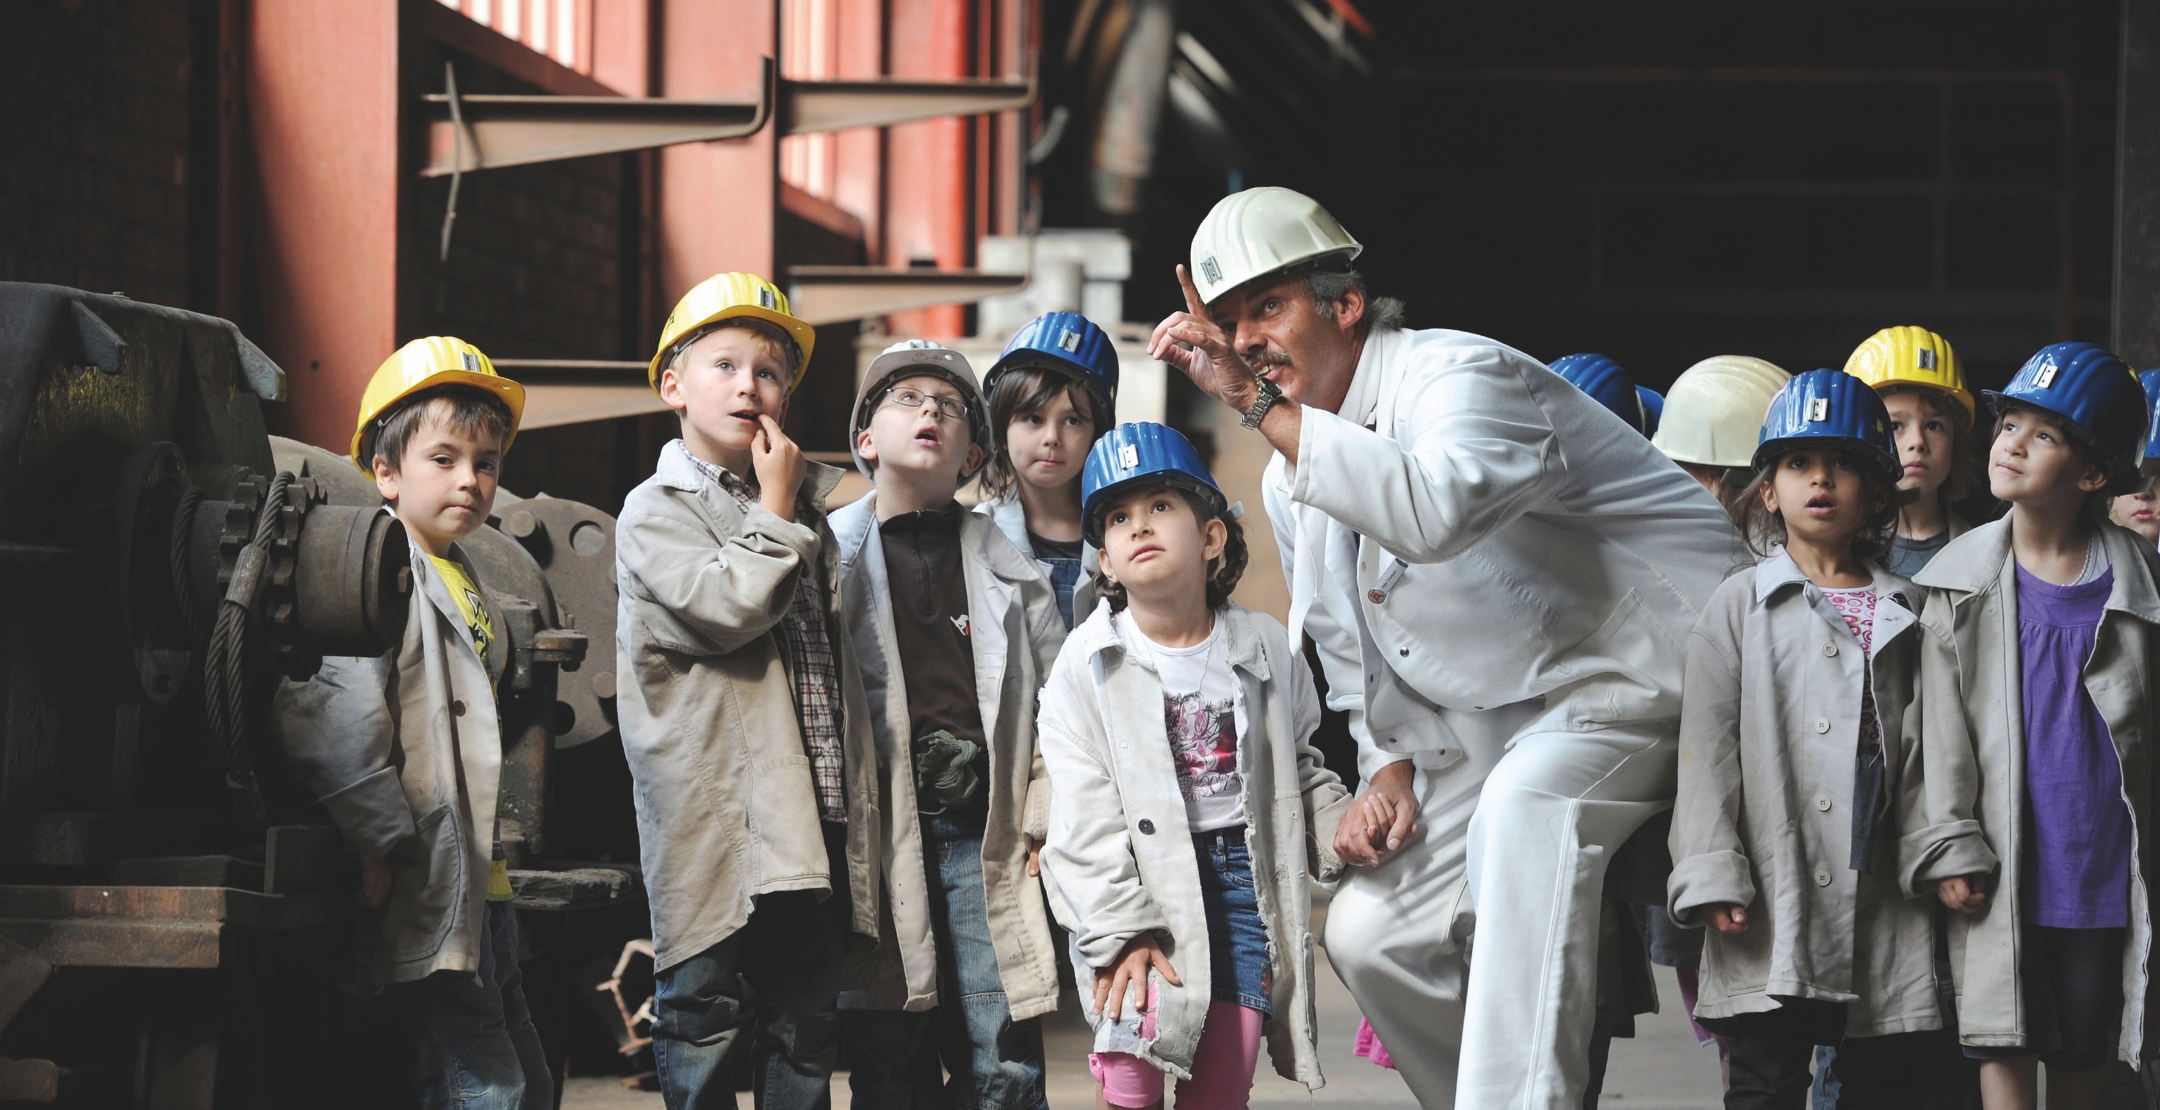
[1913,342,2160,1109]
[2109,369,2160,546]
[1671,370,1942,1107]
[1037,423,1349,1109]
[978,311,1120,629]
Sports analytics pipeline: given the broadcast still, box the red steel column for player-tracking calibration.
[244,0,404,450]
[658,0,778,299]
[885,0,972,337]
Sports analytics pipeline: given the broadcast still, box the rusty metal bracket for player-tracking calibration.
[784,266,1032,326]
[779,77,1035,136]
[422,58,772,178]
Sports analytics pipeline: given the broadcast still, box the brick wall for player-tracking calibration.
[407,39,629,362]
[0,0,196,308]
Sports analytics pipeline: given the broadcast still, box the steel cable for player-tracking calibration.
[202,473,291,822]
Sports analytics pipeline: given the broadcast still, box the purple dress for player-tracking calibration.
[2015,564,2132,929]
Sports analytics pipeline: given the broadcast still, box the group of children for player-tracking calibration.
[1644,333,2160,1110]
[269,271,2160,1110]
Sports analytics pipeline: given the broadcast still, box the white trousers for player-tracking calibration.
[1325,716,1675,1110]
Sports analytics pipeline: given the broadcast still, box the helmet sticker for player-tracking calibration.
[1119,444,1140,469]
[1916,349,1936,370]
[1200,256,1222,285]
[1059,328,1081,352]
[2036,364,2059,388]
[758,286,777,309]
[1808,397,1830,422]
[461,351,482,372]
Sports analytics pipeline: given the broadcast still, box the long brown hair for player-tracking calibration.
[1736,448,1901,564]
[1090,490,1249,613]
[979,365,1101,503]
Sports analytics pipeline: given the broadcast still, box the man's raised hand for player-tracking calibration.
[1148,265,1258,415]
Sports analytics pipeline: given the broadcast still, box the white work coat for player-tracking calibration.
[1265,326,1733,769]
[1037,601,1350,1086]
[829,494,1067,1018]
[975,497,1099,626]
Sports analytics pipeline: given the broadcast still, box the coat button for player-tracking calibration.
[1399,647,1409,657]
[451,700,466,717]
[1815,868,1832,887]
[1813,718,1829,734]
[1815,795,1832,812]
[1138,819,1155,835]
[1822,641,1838,657]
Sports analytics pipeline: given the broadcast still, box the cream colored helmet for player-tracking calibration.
[1188,187,1361,306]
[1652,355,1792,469]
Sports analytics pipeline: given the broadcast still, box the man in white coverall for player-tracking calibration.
[1148,187,1732,1109]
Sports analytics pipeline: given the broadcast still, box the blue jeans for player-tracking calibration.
[653,828,849,1110]
[845,812,1046,1110]
[1194,828,1273,1014]
[397,899,553,1110]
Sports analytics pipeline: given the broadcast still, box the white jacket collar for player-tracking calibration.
[1069,600,1272,681]
[1335,327,1404,429]
[1751,546,1915,609]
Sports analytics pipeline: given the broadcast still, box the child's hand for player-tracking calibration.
[752,415,806,521]
[1026,838,1043,878]
[1707,903,1748,934]
[1335,761,1418,867]
[1938,874,1988,914]
[356,858,391,909]
[1093,934,1180,1022]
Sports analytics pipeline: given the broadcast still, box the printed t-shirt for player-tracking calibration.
[1120,612,1245,832]
[429,554,515,903]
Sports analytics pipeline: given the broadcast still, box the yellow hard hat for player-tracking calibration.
[650,272,817,394]
[1842,326,1973,423]
[350,336,525,473]
[1651,355,1792,469]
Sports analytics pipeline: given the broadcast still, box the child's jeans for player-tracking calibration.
[1090,1000,1264,1110]
[844,811,1047,1110]
[395,899,553,1110]
[651,824,849,1110]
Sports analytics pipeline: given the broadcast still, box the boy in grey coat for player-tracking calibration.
[617,280,882,1110]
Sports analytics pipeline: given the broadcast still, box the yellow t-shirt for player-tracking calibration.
[428,555,515,902]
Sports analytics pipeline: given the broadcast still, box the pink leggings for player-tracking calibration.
[1089,1001,1266,1110]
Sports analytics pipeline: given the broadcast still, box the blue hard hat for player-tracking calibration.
[1081,422,1226,546]
[1986,342,2149,494]
[1753,369,1900,485]
[1549,353,1645,434]
[986,312,1119,426]
[1637,386,1664,438]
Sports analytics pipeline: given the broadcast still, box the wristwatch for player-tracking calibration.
[1240,374,1284,431]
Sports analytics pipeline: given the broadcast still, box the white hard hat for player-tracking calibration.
[1189,187,1362,307]
[1652,355,1793,469]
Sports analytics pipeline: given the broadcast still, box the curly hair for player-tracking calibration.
[978,365,1102,503]
[1736,450,1901,565]
[1090,490,1248,613]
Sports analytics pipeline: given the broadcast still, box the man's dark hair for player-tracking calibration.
[1304,269,1405,333]
[367,386,513,474]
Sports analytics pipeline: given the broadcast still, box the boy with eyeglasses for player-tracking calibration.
[830,341,1066,1110]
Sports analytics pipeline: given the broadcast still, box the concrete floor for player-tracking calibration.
[560,951,1726,1110]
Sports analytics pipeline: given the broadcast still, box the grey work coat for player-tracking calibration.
[615,443,881,973]
[1667,550,1939,1036]
[829,493,1066,1017]
[1907,519,2160,1063]
[1037,601,1351,1087]
[273,537,503,990]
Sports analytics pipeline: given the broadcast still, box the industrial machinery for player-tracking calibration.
[0,283,633,1107]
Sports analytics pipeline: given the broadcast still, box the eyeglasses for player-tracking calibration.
[880,387,970,424]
